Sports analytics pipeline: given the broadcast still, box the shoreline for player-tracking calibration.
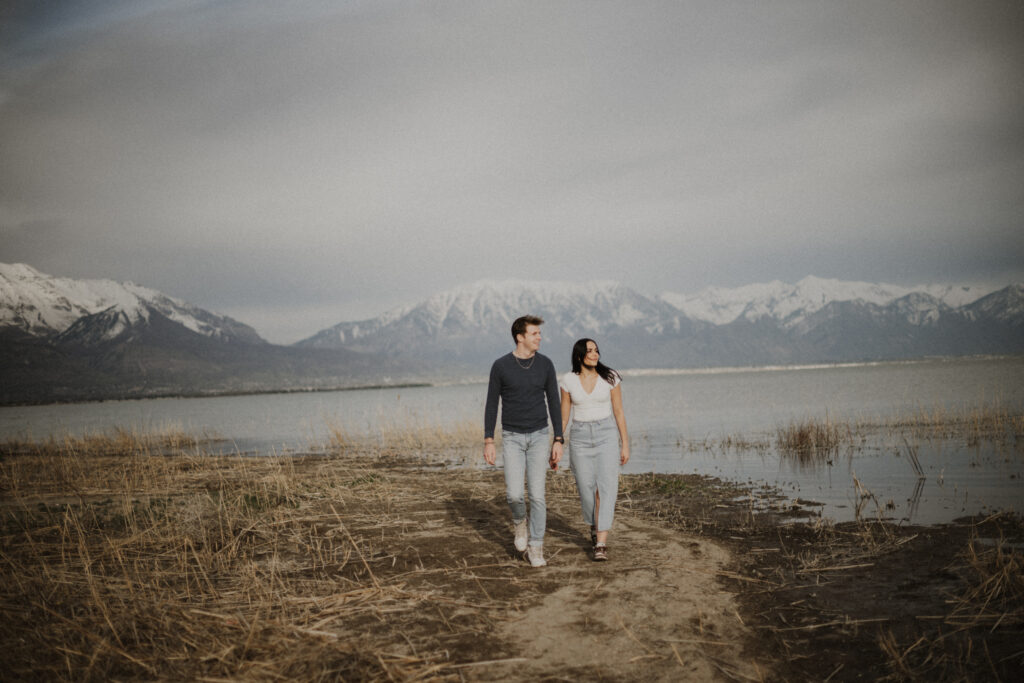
[2,436,1021,681]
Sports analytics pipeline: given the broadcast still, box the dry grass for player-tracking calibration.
[4,418,1021,681]
[885,402,1024,447]
[326,418,480,463]
[0,428,522,681]
[948,532,1024,629]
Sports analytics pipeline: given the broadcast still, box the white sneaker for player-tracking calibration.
[526,544,547,568]
[513,519,528,552]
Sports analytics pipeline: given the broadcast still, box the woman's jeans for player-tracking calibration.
[501,427,549,547]
[569,416,620,532]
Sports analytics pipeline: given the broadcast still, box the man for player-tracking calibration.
[484,315,564,568]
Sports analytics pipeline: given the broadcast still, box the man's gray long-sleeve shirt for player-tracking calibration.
[484,352,563,440]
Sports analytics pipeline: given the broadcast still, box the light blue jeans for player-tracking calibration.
[501,427,550,547]
[569,416,620,532]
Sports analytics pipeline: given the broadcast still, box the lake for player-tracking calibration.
[3,355,1022,525]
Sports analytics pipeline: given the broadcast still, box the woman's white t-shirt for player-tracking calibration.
[559,371,620,423]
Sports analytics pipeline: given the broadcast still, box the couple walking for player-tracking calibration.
[483,315,630,567]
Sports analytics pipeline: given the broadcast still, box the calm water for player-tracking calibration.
[3,356,1022,524]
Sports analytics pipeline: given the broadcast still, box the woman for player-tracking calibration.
[559,338,630,561]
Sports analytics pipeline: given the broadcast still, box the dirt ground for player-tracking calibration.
[2,449,1022,681]
[303,457,1024,681]
[324,462,764,681]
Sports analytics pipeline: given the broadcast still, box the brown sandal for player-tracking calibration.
[593,544,608,561]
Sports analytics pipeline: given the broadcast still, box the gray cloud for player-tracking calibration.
[1,1,1022,343]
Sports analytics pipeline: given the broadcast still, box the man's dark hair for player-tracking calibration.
[511,315,544,343]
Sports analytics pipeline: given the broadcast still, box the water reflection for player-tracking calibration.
[905,478,926,522]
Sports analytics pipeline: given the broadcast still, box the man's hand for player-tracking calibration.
[483,440,496,466]
[549,441,563,469]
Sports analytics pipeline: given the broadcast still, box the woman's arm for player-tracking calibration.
[560,389,572,435]
[610,384,630,465]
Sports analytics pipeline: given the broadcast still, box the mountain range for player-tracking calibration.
[0,263,406,404]
[2,263,1022,404]
[296,276,1023,369]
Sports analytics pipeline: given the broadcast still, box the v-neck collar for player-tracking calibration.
[578,371,599,395]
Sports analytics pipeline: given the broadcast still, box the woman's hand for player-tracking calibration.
[620,443,630,466]
[549,441,563,469]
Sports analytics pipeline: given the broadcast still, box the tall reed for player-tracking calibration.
[776,415,850,462]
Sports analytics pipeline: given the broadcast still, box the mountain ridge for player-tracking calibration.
[0,262,265,345]
[0,263,407,404]
[657,275,998,327]
[295,277,1024,371]
[2,262,1022,403]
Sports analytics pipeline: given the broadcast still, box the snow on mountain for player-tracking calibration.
[0,263,264,344]
[919,283,998,308]
[299,278,685,350]
[295,274,1024,370]
[963,284,1024,325]
[408,278,659,330]
[658,276,998,327]
[303,275,1016,351]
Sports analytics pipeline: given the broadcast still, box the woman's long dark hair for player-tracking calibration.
[571,338,619,385]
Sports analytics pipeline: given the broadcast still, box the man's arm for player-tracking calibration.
[484,360,501,439]
[546,360,564,467]
[545,361,563,439]
[483,360,501,465]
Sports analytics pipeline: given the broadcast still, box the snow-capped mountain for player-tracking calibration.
[298,279,688,354]
[962,285,1024,326]
[0,263,406,404]
[298,277,1024,370]
[0,263,264,345]
[657,276,998,328]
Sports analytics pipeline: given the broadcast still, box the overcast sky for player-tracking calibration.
[1,1,1022,343]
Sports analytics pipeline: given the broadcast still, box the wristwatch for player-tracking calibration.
[553,436,564,444]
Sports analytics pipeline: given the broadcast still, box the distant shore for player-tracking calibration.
[0,381,436,408]
[6,352,1022,408]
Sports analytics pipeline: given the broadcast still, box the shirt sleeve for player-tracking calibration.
[483,360,501,439]
[546,361,563,438]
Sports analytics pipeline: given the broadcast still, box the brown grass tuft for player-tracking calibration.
[776,415,850,463]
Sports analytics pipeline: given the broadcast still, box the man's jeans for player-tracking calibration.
[501,427,549,547]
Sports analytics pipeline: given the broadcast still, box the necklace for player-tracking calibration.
[513,353,536,370]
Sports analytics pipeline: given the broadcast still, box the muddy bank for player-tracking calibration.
[621,473,1024,681]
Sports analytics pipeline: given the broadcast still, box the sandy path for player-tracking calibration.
[486,514,762,681]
